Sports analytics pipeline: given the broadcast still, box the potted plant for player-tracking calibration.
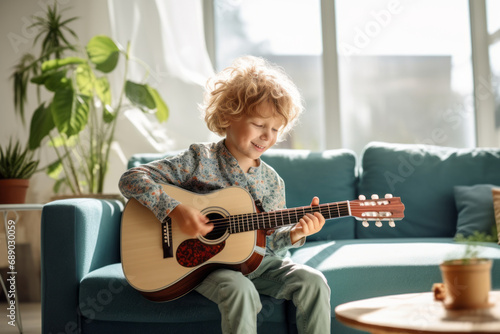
[437,232,494,309]
[0,139,40,204]
[12,4,168,196]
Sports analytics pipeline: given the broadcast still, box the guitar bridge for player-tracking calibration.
[162,219,173,258]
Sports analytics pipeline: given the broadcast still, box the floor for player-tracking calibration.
[0,303,41,334]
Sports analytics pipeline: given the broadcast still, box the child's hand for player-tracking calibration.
[169,204,214,238]
[290,197,325,244]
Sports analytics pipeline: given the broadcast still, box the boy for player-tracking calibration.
[119,56,331,333]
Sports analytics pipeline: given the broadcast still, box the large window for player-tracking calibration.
[336,0,475,154]
[210,0,483,153]
[213,0,324,149]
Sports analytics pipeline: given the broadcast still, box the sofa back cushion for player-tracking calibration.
[128,152,181,169]
[357,142,500,238]
[262,149,357,241]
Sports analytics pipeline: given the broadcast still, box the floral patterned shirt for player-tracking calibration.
[119,140,304,257]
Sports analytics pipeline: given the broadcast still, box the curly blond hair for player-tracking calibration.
[201,56,303,138]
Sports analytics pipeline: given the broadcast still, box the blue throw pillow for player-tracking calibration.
[454,184,498,238]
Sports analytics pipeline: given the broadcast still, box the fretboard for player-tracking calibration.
[227,201,350,234]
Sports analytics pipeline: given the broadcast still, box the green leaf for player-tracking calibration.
[86,35,120,73]
[52,178,66,193]
[96,77,111,106]
[125,81,156,109]
[103,105,115,123]
[19,160,38,179]
[30,71,52,85]
[12,53,37,124]
[75,64,95,96]
[41,57,86,72]
[29,103,55,150]
[147,86,169,123]
[47,159,63,180]
[51,88,89,136]
[0,139,39,179]
[44,70,70,92]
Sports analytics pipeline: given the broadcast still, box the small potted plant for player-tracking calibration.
[437,232,494,309]
[0,139,40,204]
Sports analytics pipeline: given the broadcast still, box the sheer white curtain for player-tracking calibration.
[107,0,215,152]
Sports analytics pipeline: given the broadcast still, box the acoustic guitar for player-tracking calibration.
[121,184,405,302]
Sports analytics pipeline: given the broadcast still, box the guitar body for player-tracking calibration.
[121,185,266,302]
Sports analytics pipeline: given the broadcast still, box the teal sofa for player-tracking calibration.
[41,142,500,333]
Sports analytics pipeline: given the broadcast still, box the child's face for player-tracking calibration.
[225,102,283,171]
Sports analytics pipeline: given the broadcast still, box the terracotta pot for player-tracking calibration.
[0,179,30,204]
[439,259,492,309]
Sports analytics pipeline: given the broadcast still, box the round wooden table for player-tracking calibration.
[335,291,500,334]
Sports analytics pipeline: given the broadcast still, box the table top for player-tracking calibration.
[0,203,44,211]
[335,291,500,334]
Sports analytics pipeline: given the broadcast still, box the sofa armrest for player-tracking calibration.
[41,198,124,333]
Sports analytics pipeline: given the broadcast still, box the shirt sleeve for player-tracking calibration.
[262,169,306,257]
[118,146,199,223]
[265,225,305,257]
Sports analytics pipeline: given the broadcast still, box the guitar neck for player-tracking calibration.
[227,201,350,234]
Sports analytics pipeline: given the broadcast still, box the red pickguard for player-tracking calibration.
[176,239,226,267]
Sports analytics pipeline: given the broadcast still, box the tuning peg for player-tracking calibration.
[389,219,396,227]
[375,219,382,227]
[385,194,393,198]
[362,220,369,227]
[358,195,366,200]
[371,194,379,200]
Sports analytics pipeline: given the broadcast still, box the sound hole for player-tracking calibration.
[204,212,227,240]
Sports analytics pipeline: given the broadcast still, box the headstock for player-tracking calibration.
[350,194,405,228]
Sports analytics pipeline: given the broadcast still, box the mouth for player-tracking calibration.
[252,142,265,151]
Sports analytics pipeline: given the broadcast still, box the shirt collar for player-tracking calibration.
[217,139,261,172]
[217,140,239,167]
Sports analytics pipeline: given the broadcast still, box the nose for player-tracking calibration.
[260,128,272,141]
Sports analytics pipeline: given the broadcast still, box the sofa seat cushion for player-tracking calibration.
[289,238,500,313]
[79,263,287,324]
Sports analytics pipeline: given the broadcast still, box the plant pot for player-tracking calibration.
[0,179,30,204]
[439,259,492,309]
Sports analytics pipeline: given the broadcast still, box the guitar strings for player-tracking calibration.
[198,200,401,233]
[201,204,350,233]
